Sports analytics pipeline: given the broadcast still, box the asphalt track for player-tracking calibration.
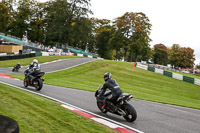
[1,58,200,133]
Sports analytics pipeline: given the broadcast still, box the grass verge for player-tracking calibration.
[0,55,82,68]
[10,60,200,110]
[0,83,115,133]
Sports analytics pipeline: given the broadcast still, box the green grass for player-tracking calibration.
[10,60,200,110]
[0,83,115,133]
[0,55,82,68]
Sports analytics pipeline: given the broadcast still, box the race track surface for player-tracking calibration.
[1,58,200,133]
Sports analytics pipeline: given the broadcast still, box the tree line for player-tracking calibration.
[0,0,195,68]
[153,44,195,68]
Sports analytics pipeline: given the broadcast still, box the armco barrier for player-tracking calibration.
[163,71,172,77]
[172,73,183,80]
[137,63,148,70]
[0,53,35,61]
[148,67,155,72]
[135,62,200,86]
[194,78,200,86]
[155,68,163,74]
[183,76,194,84]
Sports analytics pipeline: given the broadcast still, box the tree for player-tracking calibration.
[115,12,152,62]
[168,44,182,68]
[44,0,92,47]
[70,17,93,50]
[93,18,114,59]
[153,44,168,65]
[108,29,125,60]
[169,44,195,68]
[0,1,13,33]
[179,47,195,68]
[196,64,200,69]
[27,2,46,44]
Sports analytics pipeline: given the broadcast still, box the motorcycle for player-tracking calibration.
[12,65,20,72]
[23,70,45,91]
[95,86,137,122]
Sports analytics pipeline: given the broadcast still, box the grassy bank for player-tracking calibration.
[0,55,82,68]
[0,83,115,133]
[10,60,200,110]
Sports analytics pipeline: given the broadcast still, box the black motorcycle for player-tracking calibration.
[12,65,20,72]
[95,86,137,122]
[23,70,45,91]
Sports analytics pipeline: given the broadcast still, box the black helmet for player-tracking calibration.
[104,72,112,81]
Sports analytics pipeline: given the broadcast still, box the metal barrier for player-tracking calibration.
[0,53,35,61]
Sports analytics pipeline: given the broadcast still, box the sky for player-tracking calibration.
[40,0,200,64]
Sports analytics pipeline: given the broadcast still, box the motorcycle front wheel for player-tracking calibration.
[122,103,137,122]
[35,79,43,91]
[97,101,108,113]
[23,78,28,87]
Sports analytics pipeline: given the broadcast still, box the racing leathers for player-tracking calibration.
[100,78,123,112]
[27,62,40,80]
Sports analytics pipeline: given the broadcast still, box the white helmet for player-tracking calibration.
[33,59,38,63]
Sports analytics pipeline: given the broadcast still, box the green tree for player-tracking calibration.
[168,44,182,68]
[196,64,200,69]
[28,2,46,44]
[70,17,93,50]
[153,44,168,65]
[44,0,92,47]
[94,18,114,59]
[9,0,38,39]
[108,29,125,60]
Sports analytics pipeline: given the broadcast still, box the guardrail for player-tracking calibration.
[135,62,200,86]
[0,53,35,61]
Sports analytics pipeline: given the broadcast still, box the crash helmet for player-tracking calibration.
[18,62,20,64]
[104,72,112,81]
[33,59,38,63]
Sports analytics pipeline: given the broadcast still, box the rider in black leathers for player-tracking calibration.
[100,72,123,112]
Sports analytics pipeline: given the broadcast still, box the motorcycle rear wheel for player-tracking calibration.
[122,103,137,122]
[97,101,107,113]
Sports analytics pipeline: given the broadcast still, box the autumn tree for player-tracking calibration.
[0,1,14,33]
[179,47,195,68]
[153,44,168,65]
[115,12,152,62]
[169,44,195,68]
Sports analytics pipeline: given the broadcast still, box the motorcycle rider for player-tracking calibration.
[100,72,123,112]
[14,62,21,70]
[26,59,40,81]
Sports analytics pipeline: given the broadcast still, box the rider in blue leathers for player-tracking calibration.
[27,59,40,80]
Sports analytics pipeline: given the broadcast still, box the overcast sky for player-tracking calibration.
[40,0,200,64]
